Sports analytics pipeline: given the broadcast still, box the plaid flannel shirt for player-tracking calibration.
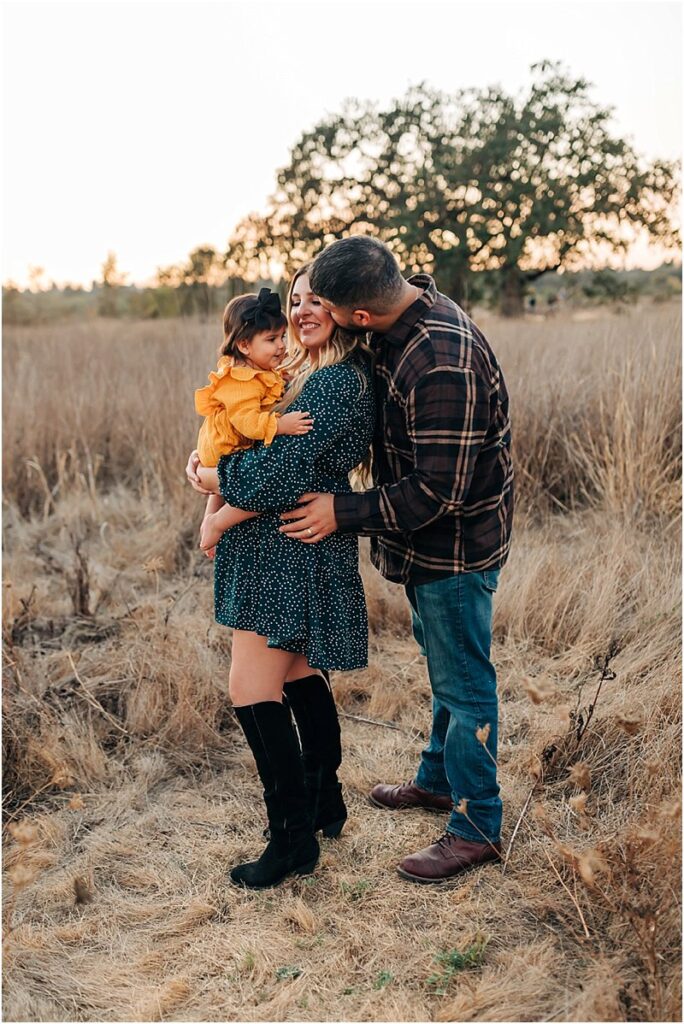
[334,275,514,585]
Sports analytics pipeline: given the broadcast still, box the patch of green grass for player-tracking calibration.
[275,965,303,982]
[240,951,256,972]
[427,935,489,994]
[340,879,373,900]
[373,970,393,990]
[295,933,324,949]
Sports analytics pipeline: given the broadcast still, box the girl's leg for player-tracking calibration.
[227,631,319,889]
[200,505,260,552]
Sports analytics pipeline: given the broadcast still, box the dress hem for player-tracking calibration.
[215,617,368,673]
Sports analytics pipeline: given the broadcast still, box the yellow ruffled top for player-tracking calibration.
[194,357,285,466]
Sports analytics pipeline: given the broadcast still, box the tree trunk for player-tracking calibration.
[499,268,526,317]
[452,271,471,314]
[434,264,470,312]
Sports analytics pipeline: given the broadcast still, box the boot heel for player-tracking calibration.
[294,857,319,876]
[321,819,345,839]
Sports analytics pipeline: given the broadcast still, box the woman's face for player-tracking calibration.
[289,274,335,353]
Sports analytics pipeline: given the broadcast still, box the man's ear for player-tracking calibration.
[353,309,372,327]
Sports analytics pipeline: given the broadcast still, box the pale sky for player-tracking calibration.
[3,0,682,288]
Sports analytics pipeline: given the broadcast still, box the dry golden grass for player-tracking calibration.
[2,304,681,1022]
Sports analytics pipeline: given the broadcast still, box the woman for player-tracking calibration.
[186,265,374,890]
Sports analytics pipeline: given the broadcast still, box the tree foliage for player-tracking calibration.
[228,63,679,315]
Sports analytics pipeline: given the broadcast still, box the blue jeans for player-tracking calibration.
[405,570,502,843]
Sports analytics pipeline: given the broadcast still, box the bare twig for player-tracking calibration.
[3,780,54,824]
[572,643,619,752]
[502,782,537,875]
[163,578,199,628]
[538,840,590,939]
[66,652,129,736]
[339,711,406,732]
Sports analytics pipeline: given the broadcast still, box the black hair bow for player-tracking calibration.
[242,287,282,329]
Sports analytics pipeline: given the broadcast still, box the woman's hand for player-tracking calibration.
[186,449,214,495]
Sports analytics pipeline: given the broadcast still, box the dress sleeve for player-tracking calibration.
[217,365,361,512]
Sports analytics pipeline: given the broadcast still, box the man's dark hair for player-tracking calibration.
[309,236,404,312]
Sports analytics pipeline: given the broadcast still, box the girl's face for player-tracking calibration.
[238,327,287,372]
[289,274,335,353]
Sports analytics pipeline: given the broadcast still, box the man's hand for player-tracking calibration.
[279,493,337,543]
[185,449,214,495]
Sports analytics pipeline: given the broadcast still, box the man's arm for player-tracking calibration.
[334,366,490,535]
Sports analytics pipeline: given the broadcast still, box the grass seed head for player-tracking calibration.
[475,723,491,746]
[532,801,555,836]
[73,877,93,904]
[568,762,592,791]
[615,713,642,736]
[8,822,39,846]
[569,793,589,816]
[50,763,74,789]
[578,848,607,886]
[8,863,40,890]
[523,677,555,704]
[142,556,165,573]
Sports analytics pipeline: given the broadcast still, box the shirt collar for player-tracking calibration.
[372,274,437,347]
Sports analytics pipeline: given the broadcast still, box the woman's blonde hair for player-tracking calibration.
[278,263,374,487]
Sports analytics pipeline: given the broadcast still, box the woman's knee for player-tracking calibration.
[229,671,284,706]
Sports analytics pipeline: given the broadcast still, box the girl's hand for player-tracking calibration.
[186,450,213,494]
[277,411,314,436]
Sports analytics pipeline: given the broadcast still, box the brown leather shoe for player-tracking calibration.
[368,781,453,813]
[397,832,502,884]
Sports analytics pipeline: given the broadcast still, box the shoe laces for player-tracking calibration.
[436,832,453,850]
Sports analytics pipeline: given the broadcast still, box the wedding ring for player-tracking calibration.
[307,528,314,537]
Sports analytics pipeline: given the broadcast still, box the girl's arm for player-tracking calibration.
[197,466,221,493]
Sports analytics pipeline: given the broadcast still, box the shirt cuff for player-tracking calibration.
[333,492,363,532]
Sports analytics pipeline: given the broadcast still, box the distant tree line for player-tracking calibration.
[4,261,679,326]
[3,62,679,324]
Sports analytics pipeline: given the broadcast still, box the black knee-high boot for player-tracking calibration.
[283,673,347,839]
[230,701,320,889]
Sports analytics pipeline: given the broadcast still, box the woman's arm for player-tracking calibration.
[218,366,362,512]
[203,493,225,518]
[196,466,259,526]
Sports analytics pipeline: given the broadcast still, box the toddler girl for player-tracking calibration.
[195,288,313,551]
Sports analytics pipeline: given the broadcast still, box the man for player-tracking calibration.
[280,236,514,883]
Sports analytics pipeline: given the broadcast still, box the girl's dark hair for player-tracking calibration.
[219,293,287,361]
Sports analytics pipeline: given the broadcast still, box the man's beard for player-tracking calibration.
[337,322,371,337]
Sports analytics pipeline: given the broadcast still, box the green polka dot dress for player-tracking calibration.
[214,353,375,671]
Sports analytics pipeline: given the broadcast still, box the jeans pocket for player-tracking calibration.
[482,569,500,593]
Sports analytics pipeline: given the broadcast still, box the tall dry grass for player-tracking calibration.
[2,304,681,1022]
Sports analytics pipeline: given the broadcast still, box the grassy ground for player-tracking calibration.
[3,304,681,1022]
